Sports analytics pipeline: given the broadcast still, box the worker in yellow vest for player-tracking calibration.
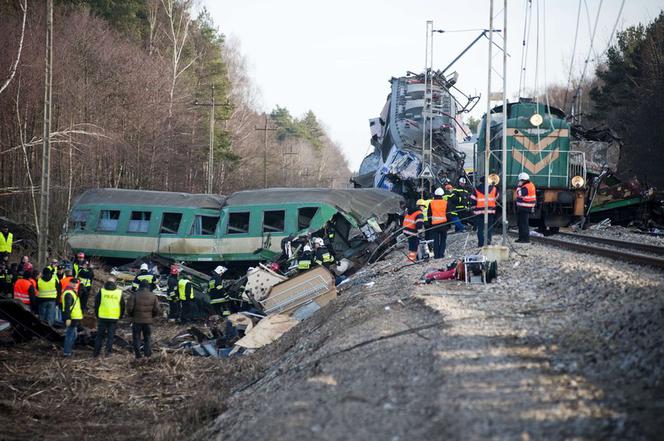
[93,277,125,358]
[36,267,61,326]
[62,283,83,357]
[0,224,13,261]
[178,275,195,323]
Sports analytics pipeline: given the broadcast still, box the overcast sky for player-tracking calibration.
[203,0,664,171]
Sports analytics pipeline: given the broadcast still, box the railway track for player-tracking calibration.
[521,232,664,269]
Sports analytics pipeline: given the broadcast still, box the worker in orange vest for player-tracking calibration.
[13,269,38,313]
[402,200,426,262]
[427,187,451,259]
[470,176,500,247]
[515,172,537,243]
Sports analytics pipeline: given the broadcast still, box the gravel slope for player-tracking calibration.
[198,233,664,440]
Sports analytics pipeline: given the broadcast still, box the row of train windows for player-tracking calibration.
[72,207,319,235]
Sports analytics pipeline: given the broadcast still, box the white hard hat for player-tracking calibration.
[434,187,444,196]
[140,263,148,271]
[458,177,467,185]
[303,244,312,252]
[518,172,530,181]
[214,265,227,275]
[313,237,324,246]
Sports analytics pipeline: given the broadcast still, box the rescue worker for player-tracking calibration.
[428,188,450,259]
[93,277,125,357]
[403,200,426,262]
[72,252,85,278]
[208,265,231,316]
[132,263,156,292]
[313,237,335,267]
[470,176,499,247]
[0,263,10,297]
[297,244,314,270]
[62,282,83,357]
[17,256,31,278]
[76,260,94,314]
[451,177,470,232]
[13,269,37,313]
[166,265,180,320]
[0,224,13,261]
[47,259,60,279]
[126,280,161,359]
[37,267,61,326]
[515,172,537,243]
[178,275,195,323]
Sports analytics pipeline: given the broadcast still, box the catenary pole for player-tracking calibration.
[207,84,215,194]
[483,0,494,245]
[501,0,508,243]
[38,0,53,267]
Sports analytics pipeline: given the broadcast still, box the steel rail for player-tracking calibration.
[524,234,664,269]
[554,232,664,256]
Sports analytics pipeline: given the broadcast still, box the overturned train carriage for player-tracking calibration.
[476,99,587,228]
[354,71,466,199]
[67,188,404,263]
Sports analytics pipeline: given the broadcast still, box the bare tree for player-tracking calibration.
[0,0,27,96]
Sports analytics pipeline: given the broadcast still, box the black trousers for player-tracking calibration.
[180,299,193,323]
[517,208,531,242]
[132,323,152,358]
[79,287,90,313]
[431,224,449,259]
[168,298,180,319]
[94,319,117,357]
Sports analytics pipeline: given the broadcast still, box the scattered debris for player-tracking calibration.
[0,299,63,343]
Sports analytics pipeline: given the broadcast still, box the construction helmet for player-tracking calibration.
[214,265,227,275]
[518,172,530,181]
[458,177,467,185]
[313,237,324,247]
[434,187,444,196]
[416,199,427,207]
[303,244,312,252]
[140,263,149,271]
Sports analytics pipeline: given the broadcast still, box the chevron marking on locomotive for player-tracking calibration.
[513,149,561,174]
[507,128,569,153]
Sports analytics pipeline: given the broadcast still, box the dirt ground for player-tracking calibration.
[1,232,663,440]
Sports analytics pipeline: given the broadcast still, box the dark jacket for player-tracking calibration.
[126,286,161,324]
[94,281,125,320]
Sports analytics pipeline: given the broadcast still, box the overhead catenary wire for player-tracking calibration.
[599,0,626,57]
[563,0,583,112]
[572,0,604,118]
[518,0,533,98]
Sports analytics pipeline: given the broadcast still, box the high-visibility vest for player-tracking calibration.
[59,277,79,304]
[178,279,193,301]
[314,247,335,265]
[37,277,58,299]
[429,199,448,225]
[13,278,33,305]
[516,182,537,208]
[64,289,83,320]
[402,210,422,236]
[73,262,81,278]
[421,200,432,222]
[98,288,123,319]
[473,187,498,214]
[452,188,468,209]
[132,273,154,290]
[78,274,92,288]
[0,232,13,253]
[298,251,313,270]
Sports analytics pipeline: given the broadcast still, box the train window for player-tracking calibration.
[297,207,319,230]
[97,210,120,232]
[227,212,250,235]
[263,210,285,233]
[190,215,219,236]
[160,212,182,234]
[128,211,151,233]
[70,209,89,231]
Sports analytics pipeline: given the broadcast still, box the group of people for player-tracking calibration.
[402,172,537,261]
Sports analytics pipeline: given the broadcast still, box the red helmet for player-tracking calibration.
[170,265,179,275]
[77,252,85,259]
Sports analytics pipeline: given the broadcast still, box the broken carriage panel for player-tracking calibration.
[67,188,404,264]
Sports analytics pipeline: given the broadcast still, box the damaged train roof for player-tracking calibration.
[75,188,227,210]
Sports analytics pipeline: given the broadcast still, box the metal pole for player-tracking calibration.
[207,84,215,193]
[429,23,434,194]
[484,0,494,246]
[421,20,431,199]
[38,0,53,267]
[263,114,268,188]
[501,0,508,244]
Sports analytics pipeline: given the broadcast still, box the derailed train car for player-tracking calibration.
[67,188,404,263]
